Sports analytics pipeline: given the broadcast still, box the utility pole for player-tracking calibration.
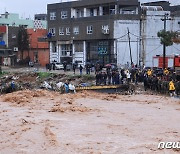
[127,28,133,65]
[161,13,171,69]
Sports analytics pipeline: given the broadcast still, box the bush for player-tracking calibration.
[0,71,8,77]
[82,74,95,80]
[38,72,52,79]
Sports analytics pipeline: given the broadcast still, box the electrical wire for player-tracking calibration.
[116,33,128,40]
[129,32,140,38]
[172,46,180,51]
[145,45,162,55]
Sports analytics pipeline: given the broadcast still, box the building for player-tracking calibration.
[35,14,47,21]
[47,0,140,67]
[47,0,180,68]
[0,12,48,66]
[0,25,19,65]
[20,29,49,67]
[141,1,180,67]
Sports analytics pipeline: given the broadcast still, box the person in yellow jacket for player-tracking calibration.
[169,80,176,97]
[164,68,169,76]
[147,69,152,77]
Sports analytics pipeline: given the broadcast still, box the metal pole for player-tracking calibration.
[137,38,139,66]
[163,14,167,69]
[127,28,133,65]
[116,39,117,64]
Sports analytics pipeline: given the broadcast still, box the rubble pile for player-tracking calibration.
[0,72,95,94]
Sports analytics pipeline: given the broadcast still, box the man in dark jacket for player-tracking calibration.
[79,65,83,75]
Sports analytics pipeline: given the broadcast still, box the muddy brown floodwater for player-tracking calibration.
[0,90,180,154]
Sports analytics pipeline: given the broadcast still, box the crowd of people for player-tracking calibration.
[143,68,179,96]
[93,64,179,96]
[45,61,180,96]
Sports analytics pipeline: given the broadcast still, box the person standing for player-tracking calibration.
[79,65,83,75]
[107,71,112,85]
[96,72,100,85]
[169,79,176,97]
[147,69,152,77]
[143,76,148,91]
[112,70,116,85]
[102,72,107,85]
[72,63,76,74]
[115,71,120,85]
[126,70,131,84]
[86,64,90,74]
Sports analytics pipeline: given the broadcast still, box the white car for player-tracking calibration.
[54,63,64,70]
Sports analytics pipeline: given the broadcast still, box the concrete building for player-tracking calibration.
[47,0,179,67]
[0,12,48,66]
[0,12,47,29]
[47,0,140,67]
[0,25,19,65]
[140,9,180,67]
[141,1,180,67]
[35,14,47,21]
[21,29,49,67]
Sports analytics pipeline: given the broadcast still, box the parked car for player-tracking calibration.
[54,63,64,70]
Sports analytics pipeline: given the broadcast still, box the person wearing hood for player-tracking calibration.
[169,79,176,97]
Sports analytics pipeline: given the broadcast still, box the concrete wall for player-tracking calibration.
[23,49,49,67]
[114,20,140,67]
[143,11,180,67]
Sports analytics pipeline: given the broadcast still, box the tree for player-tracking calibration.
[157,30,178,69]
[17,25,29,60]
[172,32,180,44]
[157,30,178,46]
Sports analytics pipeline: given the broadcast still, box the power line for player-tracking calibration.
[129,32,140,38]
[145,45,162,55]
[116,33,128,40]
[172,46,180,51]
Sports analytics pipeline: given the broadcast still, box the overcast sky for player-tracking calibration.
[0,0,179,19]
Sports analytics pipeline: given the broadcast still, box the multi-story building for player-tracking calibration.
[0,12,46,29]
[0,12,48,66]
[35,14,47,21]
[0,25,19,65]
[47,0,180,68]
[47,0,140,66]
[141,1,180,67]
[21,29,49,67]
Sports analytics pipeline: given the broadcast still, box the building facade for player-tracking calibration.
[141,1,180,67]
[47,0,140,66]
[0,25,19,65]
[0,12,47,29]
[0,12,48,66]
[140,10,180,67]
[22,29,49,67]
[47,0,180,67]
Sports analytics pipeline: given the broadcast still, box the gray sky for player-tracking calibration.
[0,0,179,19]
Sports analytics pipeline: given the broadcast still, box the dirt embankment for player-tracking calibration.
[0,72,96,94]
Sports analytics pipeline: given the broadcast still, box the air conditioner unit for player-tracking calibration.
[14,47,18,52]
